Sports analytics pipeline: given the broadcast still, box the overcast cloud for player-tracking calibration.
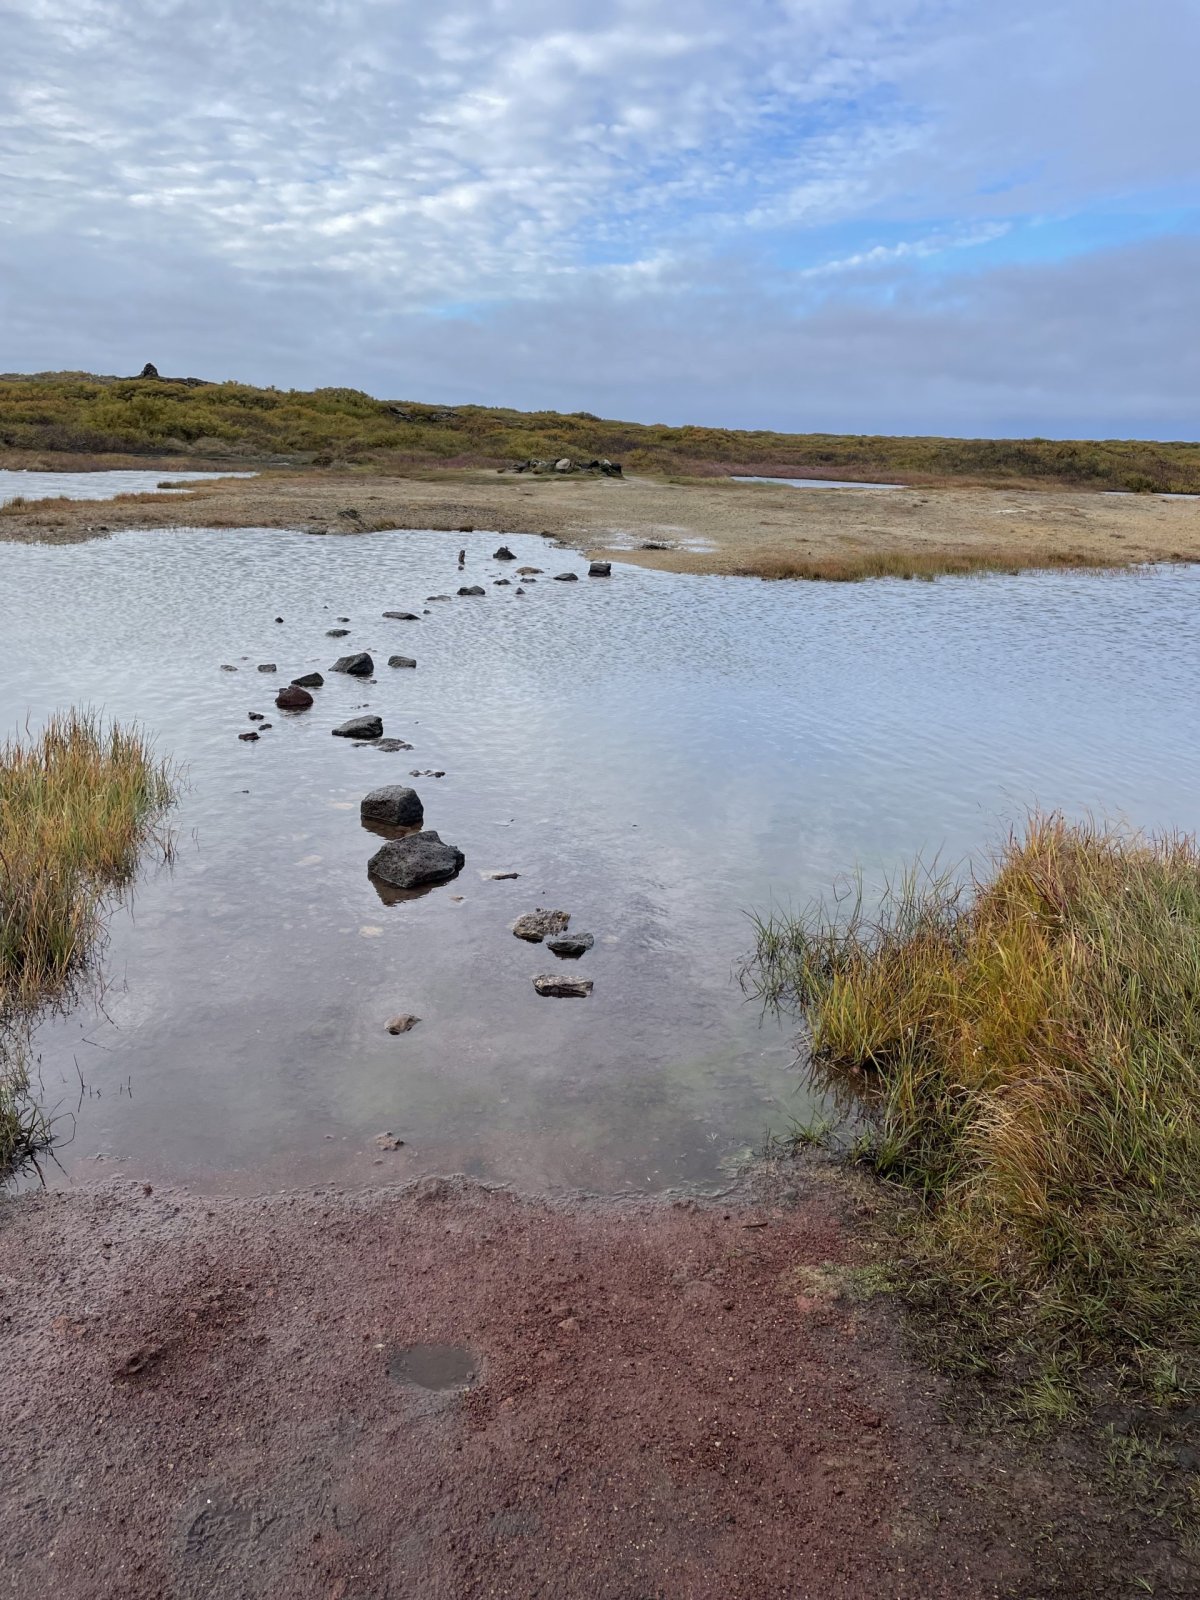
[1,0,1197,435]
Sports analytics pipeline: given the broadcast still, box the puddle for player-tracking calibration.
[2,528,1199,1198]
[730,475,901,490]
[0,469,257,506]
[387,1343,479,1391]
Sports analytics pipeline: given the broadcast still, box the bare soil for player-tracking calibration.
[0,1167,1190,1600]
[4,465,1200,579]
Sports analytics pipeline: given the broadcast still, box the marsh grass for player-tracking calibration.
[0,711,176,1169]
[745,814,1200,1390]
[739,546,1119,582]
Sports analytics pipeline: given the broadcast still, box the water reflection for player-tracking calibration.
[0,469,257,506]
[1,526,1198,1198]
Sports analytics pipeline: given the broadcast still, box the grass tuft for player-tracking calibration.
[0,710,177,1170]
[738,547,1120,582]
[745,814,1200,1387]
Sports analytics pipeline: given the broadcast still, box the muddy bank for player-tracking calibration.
[0,1168,1183,1600]
[3,465,1200,579]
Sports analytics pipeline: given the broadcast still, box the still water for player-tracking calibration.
[3,527,1198,1197]
[0,469,256,507]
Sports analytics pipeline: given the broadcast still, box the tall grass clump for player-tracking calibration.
[746,815,1200,1385]
[0,711,176,1169]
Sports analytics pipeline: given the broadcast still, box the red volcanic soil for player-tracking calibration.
[0,1169,1178,1599]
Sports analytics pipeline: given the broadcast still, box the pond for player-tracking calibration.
[0,469,256,507]
[730,475,901,489]
[3,528,1199,1197]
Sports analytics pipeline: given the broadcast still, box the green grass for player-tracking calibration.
[3,370,1200,490]
[745,814,1200,1393]
[0,711,177,1170]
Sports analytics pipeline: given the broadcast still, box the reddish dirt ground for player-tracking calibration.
[0,1169,1184,1599]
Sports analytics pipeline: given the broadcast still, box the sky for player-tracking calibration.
[1,0,1198,437]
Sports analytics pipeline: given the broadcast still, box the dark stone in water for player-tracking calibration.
[493,546,516,560]
[388,655,417,669]
[361,785,423,827]
[332,652,374,676]
[375,738,413,751]
[333,715,383,739]
[493,578,511,586]
[248,711,264,721]
[457,585,485,597]
[291,672,324,688]
[512,909,571,943]
[257,662,277,671]
[368,831,464,889]
[383,611,420,620]
[275,685,313,711]
[220,664,238,672]
[588,561,611,577]
[516,567,542,575]
[553,573,578,583]
[533,974,593,998]
[546,932,594,958]
[326,628,350,637]
[275,615,284,623]
[238,730,259,742]
[426,595,452,602]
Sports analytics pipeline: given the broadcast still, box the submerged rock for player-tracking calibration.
[493,546,516,560]
[332,652,374,677]
[553,573,578,583]
[332,715,383,739]
[257,662,277,672]
[383,611,420,621]
[375,737,413,751]
[388,655,417,669]
[512,909,571,943]
[248,711,265,721]
[588,561,611,578]
[457,585,485,597]
[291,671,324,688]
[275,685,313,711]
[238,730,259,742]
[220,664,238,672]
[368,831,464,889]
[546,932,594,959]
[533,974,593,998]
[516,566,543,575]
[361,785,424,827]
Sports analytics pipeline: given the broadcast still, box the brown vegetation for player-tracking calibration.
[3,370,1200,490]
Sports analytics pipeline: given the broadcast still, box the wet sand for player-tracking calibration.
[4,464,1200,578]
[0,1167,1156,1600]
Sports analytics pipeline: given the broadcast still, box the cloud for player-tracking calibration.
[1,0,1197,434]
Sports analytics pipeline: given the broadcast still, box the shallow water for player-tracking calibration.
[3,528,1199,1198]
[730,475,901,490]
[0,469,256,506]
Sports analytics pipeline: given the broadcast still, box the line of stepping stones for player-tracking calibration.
[222,541,609,1001]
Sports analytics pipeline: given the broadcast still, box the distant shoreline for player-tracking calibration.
[4,462,1200,581]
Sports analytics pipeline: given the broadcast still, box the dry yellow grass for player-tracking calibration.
[0,711,176,1167]
[747,815,1200,1387]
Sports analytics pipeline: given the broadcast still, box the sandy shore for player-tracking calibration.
[4,465,1200,578]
